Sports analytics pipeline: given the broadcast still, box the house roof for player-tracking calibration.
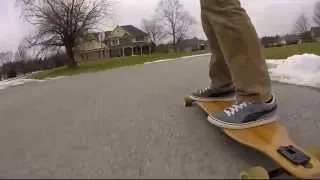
[120,25,148,37]
[311,27,320,37]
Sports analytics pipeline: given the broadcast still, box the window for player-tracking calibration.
[111,39,120,46]
[134,37,145,42]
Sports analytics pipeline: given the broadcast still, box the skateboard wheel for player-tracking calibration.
[184,96,193,107]
[240,166,270,179]
[306,146,320,160]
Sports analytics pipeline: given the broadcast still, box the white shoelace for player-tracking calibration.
[224,102,249,117]
[199,87,210,94]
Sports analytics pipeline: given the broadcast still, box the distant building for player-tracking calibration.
[74,33,109,62]
[260,36,286,48]
[260,33,304,48]
[310,27,320,42]
[75,25,152,61]
[104,25,152,58]
[283,34,302,45]
[169,37,209,52]
[300,30,313,43]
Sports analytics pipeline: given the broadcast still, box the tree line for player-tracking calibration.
[1,0,114,79]
[1,0,197,80]
[141,0,196,49]
[259,2,320,48]
[2,0,320,80]
[0,36,69,79]
[0,51,69,79]
[293,1,320,35]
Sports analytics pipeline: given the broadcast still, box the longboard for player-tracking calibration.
[185,98,320,179]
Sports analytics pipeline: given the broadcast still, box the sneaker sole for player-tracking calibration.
[189,95,236,102]
[207,112,278,130]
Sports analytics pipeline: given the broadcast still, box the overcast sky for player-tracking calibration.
[0,0,318,52]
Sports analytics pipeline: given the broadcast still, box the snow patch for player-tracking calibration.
[268,54,320,88]
[0,78,44,90]
[180,53,211,59]
[144,58,176,65]
[144,53,210,65]
[0,76,65,91]
[1,54,320,91]
[145,52,320,88]
[46,76,65,80]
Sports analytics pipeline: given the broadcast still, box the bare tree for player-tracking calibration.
[156,0,196,50]
[15,38,29,62]
[0,51,14,64]
[16,0,114,68]
[314,1,320,26]
[141,18,167,45]
[294,13,310,34]
[0,52,6,65]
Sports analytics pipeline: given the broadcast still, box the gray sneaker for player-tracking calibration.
[189,87,236,102]
[207,95,278,129]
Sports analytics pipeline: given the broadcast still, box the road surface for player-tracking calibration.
[0,55,319,178]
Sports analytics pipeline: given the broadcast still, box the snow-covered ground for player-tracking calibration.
[268,54,320,88]
[0,78,44,90]
[1,54,320,91]
[146,53,320,88]
[144,53,210,65]
[0,76,65,90]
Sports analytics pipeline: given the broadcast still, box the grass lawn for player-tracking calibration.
[31,52,195,79]
[263,42,320,59]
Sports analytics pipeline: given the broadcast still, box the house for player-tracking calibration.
[74,33,109,61]
[104,25,152,57]
[174,37,209,52]
[283,34,302,45]
[74,25,152,61]
[168,37,209,52]
[300,30,313,43]
[310,27,320,42]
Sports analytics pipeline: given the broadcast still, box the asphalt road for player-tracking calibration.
[0,55,319,178]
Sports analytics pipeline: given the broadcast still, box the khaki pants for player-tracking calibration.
[200,0,272,103]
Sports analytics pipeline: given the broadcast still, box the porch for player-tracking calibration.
[109,44,152,58]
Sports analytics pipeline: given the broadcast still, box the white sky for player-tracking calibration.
[0,0,318,52]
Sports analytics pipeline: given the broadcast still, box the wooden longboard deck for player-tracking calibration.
[196,101,320,179]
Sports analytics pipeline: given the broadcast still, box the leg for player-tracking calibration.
[200,0,272,103]
[201,7,234,91]
[189,2,236,102]
[200,0,278,129]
